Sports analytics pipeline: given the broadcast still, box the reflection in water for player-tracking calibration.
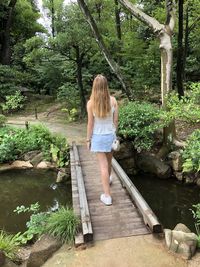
[0,169,72,233]
[131,174,200,232]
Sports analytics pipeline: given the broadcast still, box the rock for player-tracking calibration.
[118,157,136,175]
[185,173,196,184]
[174,171,183,181]
[168,151,183,172]
[56,169,67,183]
[2,258,18,267]
[0,164,12,172]
[11,161,33,169]
[136,154,172,179]
[27,235,62,267]
[30,153,43,167]
[23,151,41,161]
[114,141,135,160]
[0,250,5,266]
[36,161,55,169]
[164,224,198,259]
[196,178,200,187]
[174,223,191,233]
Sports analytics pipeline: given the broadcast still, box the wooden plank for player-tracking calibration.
[70,148,84,246]
[72,142,93,242]
[112,158,162,233]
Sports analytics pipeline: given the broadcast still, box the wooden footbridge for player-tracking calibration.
[70,142,162,246]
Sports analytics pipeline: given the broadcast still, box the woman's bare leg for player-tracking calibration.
[96,152,110,196]
[106,151,113,177]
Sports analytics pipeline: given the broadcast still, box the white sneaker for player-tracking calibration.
[109,175,113,185]
[100,194,112,206]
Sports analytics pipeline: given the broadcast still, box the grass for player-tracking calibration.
[0,230,19,261]
[45,207,80,244]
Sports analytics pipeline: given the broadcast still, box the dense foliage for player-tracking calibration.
[118,101,165,151]
[0,124,69,166]
[0,231,19,261]
[13,203,79,245]
[0,0,200,113]
[182,129,200,173]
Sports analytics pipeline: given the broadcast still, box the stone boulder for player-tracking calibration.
[30,153,43,167]
[56,168,68,183]
[36,161,56,169]
[114,141,136,175]
[136,154,172,179]
[2,258,18,267]
[168,151,183,172]
[114,141,135,160]
[26,235,62,267]
[164,223,198,259]
[23,151,41,161]
[11,161,33,169]
[0,250,5,266]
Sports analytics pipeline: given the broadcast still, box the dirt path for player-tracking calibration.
[7,115,87,145]
[42,235,192,267]
[7,115,200,267]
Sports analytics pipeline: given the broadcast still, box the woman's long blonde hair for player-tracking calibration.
[90,75,111,118]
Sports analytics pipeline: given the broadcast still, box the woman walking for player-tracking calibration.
[86,75,118,206]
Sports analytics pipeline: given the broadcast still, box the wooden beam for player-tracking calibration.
[72,142,93,242]
[70,148,84,246]
[112,158,162,233]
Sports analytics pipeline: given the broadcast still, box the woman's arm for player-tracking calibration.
[86,100,94,148]
[113,97,118,131]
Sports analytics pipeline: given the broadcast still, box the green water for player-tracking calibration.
[132,174,200,232]
[0,169,71,234]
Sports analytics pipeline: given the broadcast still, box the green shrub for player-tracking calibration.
[0,65,21,97]
[45,207,80,244]
[118,101,165,151]
[182,129,200,173]
[0,114,7,126]
[0,125,69,165]
[1,91,26,113]
[14,203,50,245]
[0,231,19,261]
[190,203,200,248]
[166,83,200,123]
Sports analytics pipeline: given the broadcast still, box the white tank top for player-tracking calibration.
[93,102,116,135]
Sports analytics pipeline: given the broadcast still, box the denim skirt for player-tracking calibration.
[91,133,115,152]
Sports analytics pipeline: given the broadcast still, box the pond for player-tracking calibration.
[131,174,200,232]
[0,169,71,234]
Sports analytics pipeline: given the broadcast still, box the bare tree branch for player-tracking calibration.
[118,0,164,33]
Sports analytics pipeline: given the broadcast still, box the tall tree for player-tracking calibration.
[77,0,132,100]
[176,0,184,98]
[0,0,17,65]
[117,0,184,149]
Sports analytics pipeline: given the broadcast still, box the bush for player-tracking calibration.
[0,124,69,165]
[0,114,7,126]
[1,91,26,113]
[14,203,50,245]
[118,101,165,151]
[182,129,200,173]
[0,231,19,261]
[45,207,80,244]
[166,83,200,123]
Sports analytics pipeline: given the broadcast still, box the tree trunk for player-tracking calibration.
[51,0,55,37]
[176,0,184,98]
[183,3,189,82]
[114,0,122,40]
[0,0,17,65]
[118,0,184,149]
[75,46,86,115]
[77,0,132,100]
